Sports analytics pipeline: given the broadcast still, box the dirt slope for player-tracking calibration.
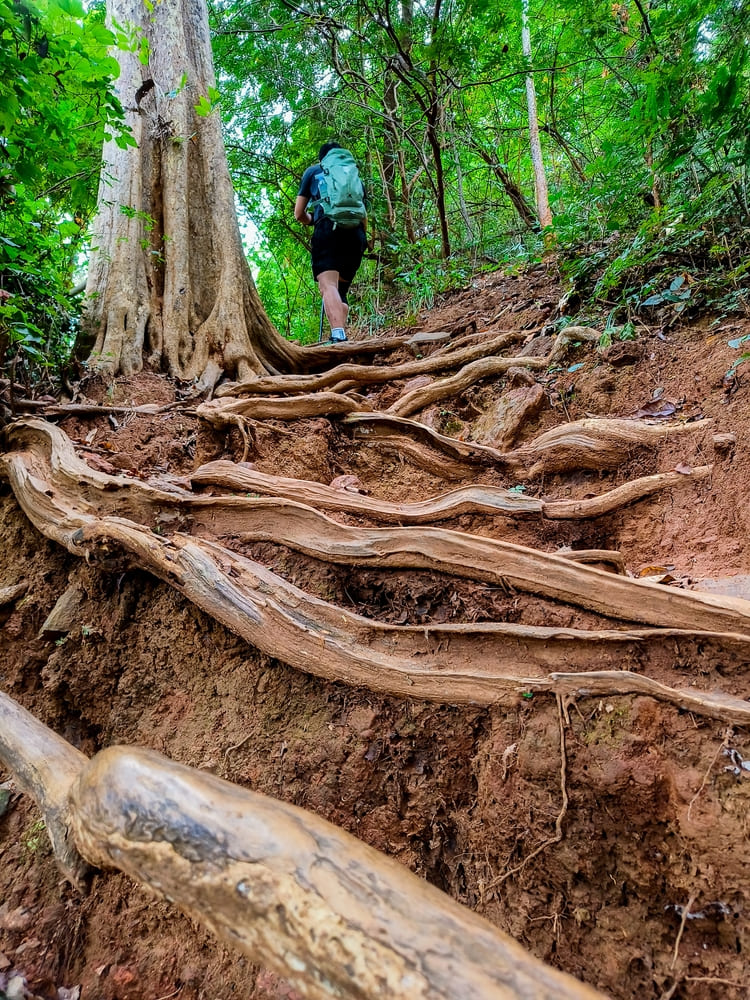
[2,261,750,1000]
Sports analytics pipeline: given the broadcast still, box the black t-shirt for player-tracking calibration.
[298,163,327,224]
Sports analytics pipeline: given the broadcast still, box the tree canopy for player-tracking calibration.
[1,0,748,377]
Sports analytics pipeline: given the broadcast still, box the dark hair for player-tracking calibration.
[319,142,342,161]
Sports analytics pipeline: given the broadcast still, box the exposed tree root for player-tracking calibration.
[190,459,544,519]
[216,330,526,399]
[3,421,733,634]
[387,354,548,418]
[544,325,602,362]
[0,692,606,1000]
[368,437,473,479]
[504,417,712,478]
[292,333,414,373]
[0,691,89,887]
[197,390,370,426]
[208,327,604,426]
[2,422,750,726]
[558,549,626,574]
[542,672,750,725]
[346,413,712,478]
[345,412,506,465]
[542,467,712,518]
[0,581,27,606]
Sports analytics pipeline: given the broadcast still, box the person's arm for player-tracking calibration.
[294,195,313,227]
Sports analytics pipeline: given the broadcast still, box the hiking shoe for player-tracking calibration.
[330,328,348,342]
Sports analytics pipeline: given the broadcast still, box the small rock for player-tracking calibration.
[472,384,546,450]
[109,965,137,989]
[0,906,33,933]
[347,706,378,735]
[713,432,736,453]
[519,334,554,357]
[38,585,84,639]
[57,987,81,1000]
[5,975,27,1000]
[602,341,642,366]
[506,367,537,387]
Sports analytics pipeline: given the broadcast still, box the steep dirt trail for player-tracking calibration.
[2,263,750,999]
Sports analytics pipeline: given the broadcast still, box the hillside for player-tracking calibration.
[2,259,750,1000]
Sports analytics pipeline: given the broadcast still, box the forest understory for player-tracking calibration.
[2,261,750,1000]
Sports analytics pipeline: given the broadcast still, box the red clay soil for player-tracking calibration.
[2,260,750,999]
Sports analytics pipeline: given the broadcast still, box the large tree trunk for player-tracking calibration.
[82,0,304,381]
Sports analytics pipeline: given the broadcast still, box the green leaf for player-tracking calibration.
[55,0,85,17]
[194,94,212,117]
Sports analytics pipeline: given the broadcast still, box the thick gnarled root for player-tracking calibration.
[344,413,712,478]
[3,425,750,722]
[191,459,712,524]
[216,330,525,399]
[0,691,605,999]
[1,421,738,636]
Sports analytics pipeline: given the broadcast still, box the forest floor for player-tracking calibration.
[2,259,750,1000]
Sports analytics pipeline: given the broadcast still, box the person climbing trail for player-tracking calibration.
[295,142,367,344]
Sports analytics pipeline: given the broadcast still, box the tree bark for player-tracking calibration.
[521,0,553,233]
[82,0,305,380]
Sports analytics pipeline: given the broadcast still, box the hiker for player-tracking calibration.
[295,142,367,343]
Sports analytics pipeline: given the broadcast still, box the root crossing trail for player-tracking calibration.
[2,285,750,1000]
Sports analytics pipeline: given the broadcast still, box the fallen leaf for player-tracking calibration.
[329,474,366,494]
[632,399,678,418]
[674,463,693,475]
[638,565,670,577]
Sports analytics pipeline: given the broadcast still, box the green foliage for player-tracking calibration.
[207,0,750,336]
[4,0,750,371]
[0,0,125,383]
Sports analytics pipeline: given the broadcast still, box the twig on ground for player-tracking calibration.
[685,977,747,987]
[686,727,734,822]
[671,893,697,969]
[223,733,253,765]
[154,987,183,1000]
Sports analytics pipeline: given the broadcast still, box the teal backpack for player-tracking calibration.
[317,148,366,229]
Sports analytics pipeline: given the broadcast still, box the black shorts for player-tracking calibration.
[311,218,367,283]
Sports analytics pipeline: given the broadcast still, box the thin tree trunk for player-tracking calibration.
[521,0,553,232]
[383,68,400,229]
[427,0,451,258]
[472,144,538,230]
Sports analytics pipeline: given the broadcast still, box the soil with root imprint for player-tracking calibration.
[2,260,750,1000]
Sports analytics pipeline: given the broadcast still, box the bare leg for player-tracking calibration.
[317,270,347,331]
